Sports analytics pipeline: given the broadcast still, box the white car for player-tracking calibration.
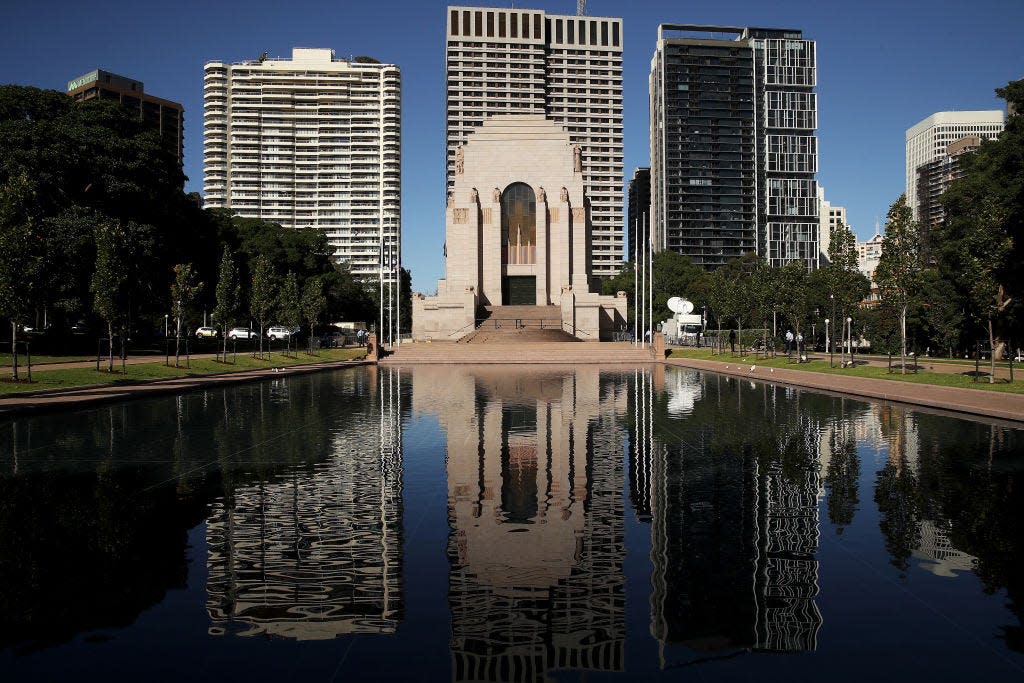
[194,326,218,338]
[228,327,255,340]
[267,326,291,340]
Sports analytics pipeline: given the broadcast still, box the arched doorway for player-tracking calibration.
[500,183,537,305]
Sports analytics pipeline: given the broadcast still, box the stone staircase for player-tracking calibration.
[457,305,577,344]
[381,341,656,365]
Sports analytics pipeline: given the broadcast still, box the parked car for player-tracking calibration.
[320,329,345,348]
[267,326,291,340]
[195,326,218,339]
[228,327,256,340]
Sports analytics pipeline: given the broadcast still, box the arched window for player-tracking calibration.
[501,183,536,265]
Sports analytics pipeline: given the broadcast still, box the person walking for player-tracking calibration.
[797,332,804,360]
[785,329,794,354]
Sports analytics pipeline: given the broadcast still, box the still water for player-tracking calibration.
[1,364,1022,682]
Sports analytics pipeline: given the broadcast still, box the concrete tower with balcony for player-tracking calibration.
[203,48,400,282]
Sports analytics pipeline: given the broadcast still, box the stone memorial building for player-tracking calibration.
[413,116,626,341]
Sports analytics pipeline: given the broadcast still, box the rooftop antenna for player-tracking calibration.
[576,0,586,15]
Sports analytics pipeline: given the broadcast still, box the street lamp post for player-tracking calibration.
[825,318,831,367]
[846,316,853,366]
[830,294,836,365]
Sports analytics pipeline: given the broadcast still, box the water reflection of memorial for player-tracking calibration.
[206,367,405,640]
[412,366,627,682]
[634,369,823,662]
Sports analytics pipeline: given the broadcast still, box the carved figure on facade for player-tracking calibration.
[447,194,453,208]
[470,188,478,203]
[493,187,501,203]
[453,208,469,224]
[573,145,582,172]
[455,145,464,175]
[537,186,546,203]
[560,187,569,203]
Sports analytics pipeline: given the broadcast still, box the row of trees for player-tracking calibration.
[0,85,405,377]
[604,80,1022,380]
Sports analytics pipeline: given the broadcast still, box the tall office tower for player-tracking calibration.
[445,6,624,278]
[67,69,184,164]
[627,167,651,259]
[203,49,401,282]
[905,110,1004,221]
[915,136,983,257]
[650,25,819,270]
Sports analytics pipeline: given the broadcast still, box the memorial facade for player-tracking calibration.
[412,116,627,341]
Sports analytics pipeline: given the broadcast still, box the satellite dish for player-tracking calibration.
[667,297,694,315]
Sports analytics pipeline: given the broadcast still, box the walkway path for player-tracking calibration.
[667,356,1024,424]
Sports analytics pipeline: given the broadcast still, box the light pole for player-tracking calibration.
[846,316,853,366]
[825,318,831,367]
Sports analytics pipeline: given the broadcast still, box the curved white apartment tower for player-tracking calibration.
[204,48,400,282]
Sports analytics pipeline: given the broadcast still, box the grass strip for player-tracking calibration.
[667,349,1024,394]
[0,348,366,396]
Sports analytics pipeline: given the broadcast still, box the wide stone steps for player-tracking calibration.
[381,341,656,365]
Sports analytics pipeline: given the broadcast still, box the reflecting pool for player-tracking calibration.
[1,365,1022,681]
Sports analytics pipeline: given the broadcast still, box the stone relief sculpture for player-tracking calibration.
[573,145,582,172]
[493,187,501,203]
[447,194,453,208]
[560,186,569,203]
[470,188,478,203]
[455,145,464,175]
[537,186,546,202]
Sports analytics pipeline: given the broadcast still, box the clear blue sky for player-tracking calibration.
[2,0,1021,292]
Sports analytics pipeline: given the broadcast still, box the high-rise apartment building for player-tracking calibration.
[445,6,624,278]
[905,110,1004,221]
[203,48,401,282]
[67,69,184,164]
[915,135,982,257]
[650,25,819,270]
[627,167,651,259]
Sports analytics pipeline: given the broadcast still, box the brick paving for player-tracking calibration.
[2,344,1021,424]
[666,356,1024,424]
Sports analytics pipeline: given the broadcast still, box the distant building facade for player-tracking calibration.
[67,69,184,164]
[445,6,624,277]
[203,48,401,282]
[857,227,884,302]
[627,167,651,259]
[650,25,819,270]
[915,135,982,257]
[905,110,1004,221]
[816,186,848,265]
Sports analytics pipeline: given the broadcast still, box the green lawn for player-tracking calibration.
[667,348,1024,394]
[0,348,367,396]
[0,353,92,365]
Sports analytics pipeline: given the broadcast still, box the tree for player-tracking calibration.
[875,195,925,374]
[300,276,327,353]
[213,247,240,361]
[249,255,275,359]
[277,271,301,355]
[170,263,202,368]
[919,270,965,358]
[938,80,1023,378]
[0,173,40,379]
[91,219,140,371]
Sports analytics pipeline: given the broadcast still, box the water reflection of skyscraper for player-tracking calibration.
[637,369,823,663]
[206,366,404,640]
[412,366,625,682]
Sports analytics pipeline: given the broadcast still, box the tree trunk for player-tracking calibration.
[988,318,996,385]
[107,320,114,372]
[10,321,18,381]
[174,315,181,368]
[223,323,228,361]
[900,304,907,375]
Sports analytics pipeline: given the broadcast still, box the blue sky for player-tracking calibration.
[2,0,1021,292]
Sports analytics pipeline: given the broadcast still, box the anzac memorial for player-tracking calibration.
[412,116,627,342]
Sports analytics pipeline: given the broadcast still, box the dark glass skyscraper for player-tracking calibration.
[650,25,819,270]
